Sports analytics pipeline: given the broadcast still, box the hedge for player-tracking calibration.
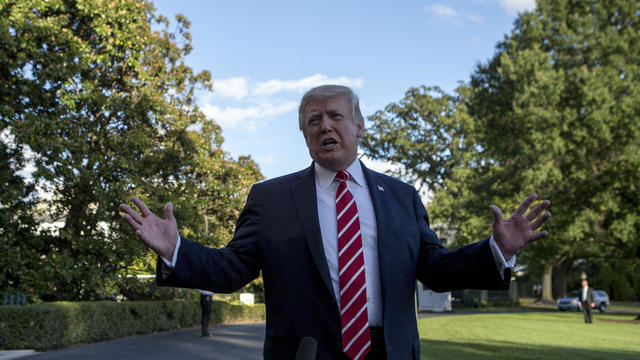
[0,300,265,351]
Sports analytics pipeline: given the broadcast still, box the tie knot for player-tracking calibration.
[335,171,349,182]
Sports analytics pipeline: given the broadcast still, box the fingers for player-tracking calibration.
[163,202,174,220]
[132,196,153,217]
[530,211,551,231]
[489,205,503,228]
[119,203,143,232]
[526,200,551,222]
[123,213,142,230]
[514,194,537,216]
[528,230,549,243]
[119,203,144,224]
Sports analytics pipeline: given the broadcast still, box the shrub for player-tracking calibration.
[0,300,264,350]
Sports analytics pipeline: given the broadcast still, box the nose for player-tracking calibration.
[320,114,332,133]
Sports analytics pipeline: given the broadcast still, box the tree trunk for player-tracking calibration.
[541,264,554,303]
[552,258,572,299]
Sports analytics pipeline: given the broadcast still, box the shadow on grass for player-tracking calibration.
[420,339,640,360]
[451,306,560,314]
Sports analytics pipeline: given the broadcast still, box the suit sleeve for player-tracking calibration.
[156,186,263,293]
[413,189,510,292]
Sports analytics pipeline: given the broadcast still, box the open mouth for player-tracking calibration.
[322,138,338,149]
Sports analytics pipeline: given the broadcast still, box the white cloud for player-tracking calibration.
[201,101,297,131]
[425,4,457,17]
[213,77,249,100]
[252,74,364,97]
[424,4,485,27]
[498,0,536,15]
[202,73,365,132]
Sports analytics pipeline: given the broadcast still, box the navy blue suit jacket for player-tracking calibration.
[157,161,509,359]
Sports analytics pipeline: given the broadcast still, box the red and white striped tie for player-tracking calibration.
[335,171,371,360]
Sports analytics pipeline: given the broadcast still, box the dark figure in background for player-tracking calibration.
[579,279,595,323]
[199,289,213,336]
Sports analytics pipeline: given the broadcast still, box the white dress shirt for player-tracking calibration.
[314,160,383,326]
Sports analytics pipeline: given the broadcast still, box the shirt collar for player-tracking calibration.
[314,159,366,191]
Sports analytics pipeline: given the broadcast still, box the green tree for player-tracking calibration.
[468,0,640,301]
[362,86,473,193]
[0,136,41,297]
[363,0,640,302]
[1,0,262,301]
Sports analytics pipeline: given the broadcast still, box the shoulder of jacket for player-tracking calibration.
[364,167,416,194]
[251,167,310,191]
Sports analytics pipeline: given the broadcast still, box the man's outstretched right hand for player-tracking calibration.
[119,196,178,260]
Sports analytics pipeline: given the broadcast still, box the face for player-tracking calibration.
[302,96,364,171]
[582,280,588,287]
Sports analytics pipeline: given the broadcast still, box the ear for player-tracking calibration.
[356,122,364,138]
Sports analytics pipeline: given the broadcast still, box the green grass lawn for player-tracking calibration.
[418,311,640,359]
[607,301,640,314]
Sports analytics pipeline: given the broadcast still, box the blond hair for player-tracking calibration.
[298,85,364,131]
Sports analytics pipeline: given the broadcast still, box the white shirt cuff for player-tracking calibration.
[161,233,181,268]
[489,234,515,280]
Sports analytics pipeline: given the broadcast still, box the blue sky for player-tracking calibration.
[152,0,536,179]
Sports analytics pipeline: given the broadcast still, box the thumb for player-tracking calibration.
[164,202,174,220]
[489,205,503,228]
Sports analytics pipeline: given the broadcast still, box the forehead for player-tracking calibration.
[302,95,351,116]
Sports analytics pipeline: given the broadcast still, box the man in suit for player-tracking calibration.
[198,289,213,336]
[579,279,595,323]
[119,85,551,359]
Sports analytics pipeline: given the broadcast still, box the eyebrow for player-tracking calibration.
[304,108,346,120]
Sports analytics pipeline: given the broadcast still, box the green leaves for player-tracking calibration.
[470,0,640,263]
[1,0,262,301]
[363,0,640,277]
[362,85,473,192]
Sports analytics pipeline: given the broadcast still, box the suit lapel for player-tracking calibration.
[291,164,338,303]
[360,161,393,309]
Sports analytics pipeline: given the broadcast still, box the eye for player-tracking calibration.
[329,111,343,120]
[307,115,321,126]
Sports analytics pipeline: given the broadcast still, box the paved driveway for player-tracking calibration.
[21,322,265,360]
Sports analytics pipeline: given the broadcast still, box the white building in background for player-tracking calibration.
[239,292,255,305]
[416,281,452,312]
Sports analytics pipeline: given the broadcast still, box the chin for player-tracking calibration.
[319,159,349,172]
[315,158,338,171]
[313,151,353,171]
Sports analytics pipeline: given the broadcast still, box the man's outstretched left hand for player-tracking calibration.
[490,194,551,260]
